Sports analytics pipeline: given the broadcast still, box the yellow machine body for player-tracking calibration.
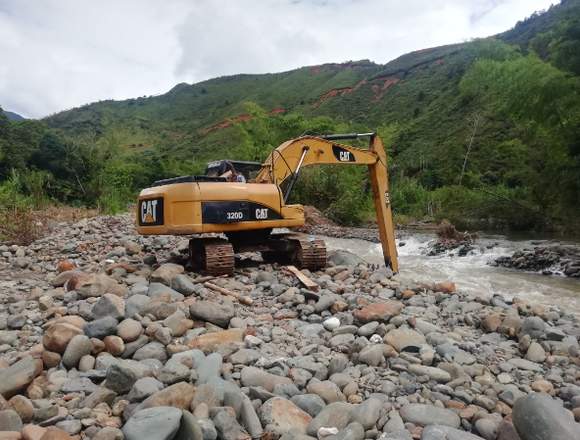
[138,182,304,235]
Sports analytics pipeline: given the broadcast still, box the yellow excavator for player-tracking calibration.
[136,133,398,275]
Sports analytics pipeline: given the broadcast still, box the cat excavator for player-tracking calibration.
[136,133,398,275]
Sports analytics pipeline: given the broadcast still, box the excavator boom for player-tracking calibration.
[255,133,398,272]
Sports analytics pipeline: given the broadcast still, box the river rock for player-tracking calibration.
[306,380,345,403]
[117,319,143,342]
[421,425,485,439]
[241,367,292,392]
[0,357,42,398]
[122,406,182,440]
[189,329,244,351]
[400,404,460,428]
[62,334,92,368]
[92,293,125,320]
[353,301,403,323]
[384,328,426,352]
[43,322,84,353]
[512,393,580,440]
[138,382,196,410]
[350,397,383,429]
[0,409,23,432]
[260,397,312,435]
[307,402,352,436]
[190,300,235,328]
[291,394,326,417]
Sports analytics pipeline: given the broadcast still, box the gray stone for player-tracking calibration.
[508,358,543,372]
[105,362,140,394]
[171,274,197,296]
[328,422,365,440]
[0,409,23,431]
[307,402,352,436]
[241,366,292,392]
[513,393,580,440]
[190,300,235,328]
[92,294,125,320]
[351,397,383,429]
[327,250,364,266]
[158,360,191,384]
[525,342,546,363]
[133,341,167,362]
[260,397,312,436]
[291,394,326,417]
[61,377,98,394]
[240,395,263,439]
[85,316,118,338]
[82,386,117,408]
[421,425,484,440]
[306,380,345,403]
[230,349,260,366]
[358,322,380,337]
[175,410,204,440]
[127,377,164,402]
[148,282,185,301]
[520,317,546,339]
[123,406,183,440]
[62,334,92,368]
[358,344,384,366]
[56,419,82,435]
[213,407,250,440]
[126,294,151,318]
[399,404,460,428]
[198,353,223,384]
[408,365,451,383]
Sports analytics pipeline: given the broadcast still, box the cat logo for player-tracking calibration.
[140,198,163,225]
[255,208,268,219]
[332,145,356,162]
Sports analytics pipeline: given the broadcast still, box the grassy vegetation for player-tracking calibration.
[1,0,579,233]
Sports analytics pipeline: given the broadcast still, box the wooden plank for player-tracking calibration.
[204,281,253,305]
[285,265,319,291]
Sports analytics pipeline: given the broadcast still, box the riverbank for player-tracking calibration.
[0,213,578,439]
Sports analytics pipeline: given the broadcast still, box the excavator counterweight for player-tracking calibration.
[137,133,398,275]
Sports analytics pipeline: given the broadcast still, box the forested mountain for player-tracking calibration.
[2,110,25,121]
[1,0,579,231]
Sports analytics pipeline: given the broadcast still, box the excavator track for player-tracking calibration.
[189,238,234,276]
[293,236,327,271]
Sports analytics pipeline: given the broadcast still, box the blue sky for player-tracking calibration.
[0,0,558,118]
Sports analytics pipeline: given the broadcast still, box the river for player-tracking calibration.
[322,232,580,314]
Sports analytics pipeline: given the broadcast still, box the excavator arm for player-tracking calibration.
[255,133,399,273]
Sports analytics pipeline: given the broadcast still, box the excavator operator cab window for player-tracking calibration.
[205,160,261,182]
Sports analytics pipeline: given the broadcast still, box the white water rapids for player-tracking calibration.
[322,232,580,315]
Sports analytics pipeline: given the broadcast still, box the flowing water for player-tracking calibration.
[323,232,580,314]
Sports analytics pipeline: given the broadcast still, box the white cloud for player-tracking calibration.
[0,0,557,118]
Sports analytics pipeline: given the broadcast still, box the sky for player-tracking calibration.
[0,0,558,118]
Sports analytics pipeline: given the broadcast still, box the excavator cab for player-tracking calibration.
[137,133,398,275]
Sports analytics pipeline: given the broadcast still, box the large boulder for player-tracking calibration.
[0,357,43,398]
[399,404,460,428]
[512,393,580,440]
[260,397,312,436]
[353,301,403,323]
[123,406,182,440]
[190,300,235,328]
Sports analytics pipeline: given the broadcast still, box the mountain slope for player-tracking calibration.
[5,0,579,229]
[2,110,25,121]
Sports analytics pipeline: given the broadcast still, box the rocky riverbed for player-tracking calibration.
[0,213,579,440]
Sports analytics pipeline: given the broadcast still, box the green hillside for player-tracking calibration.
[2,0,580,232]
